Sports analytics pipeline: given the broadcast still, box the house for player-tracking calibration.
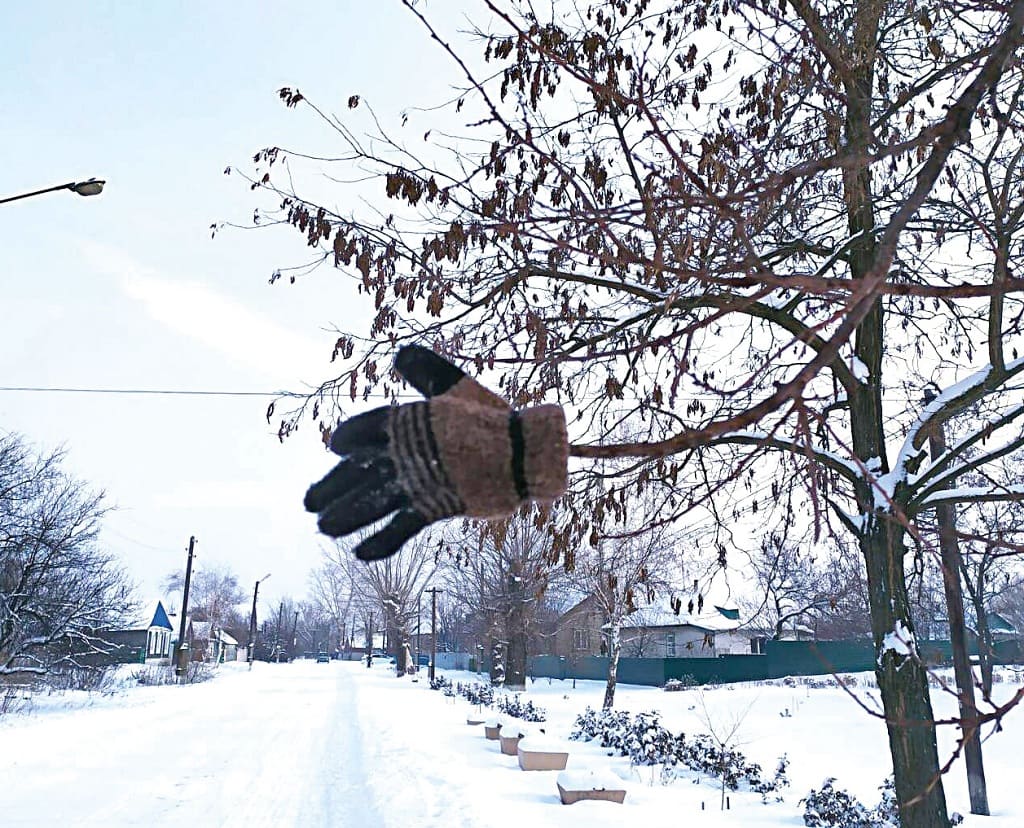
[94,600,176,665]
[553,595,607,658]
[186,621,239,663]
[918,611,1019,645]
[618,600,753,658]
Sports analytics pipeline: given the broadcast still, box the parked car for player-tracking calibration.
[316,652,330,663]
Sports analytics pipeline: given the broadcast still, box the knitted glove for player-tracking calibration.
[304,345,568,560]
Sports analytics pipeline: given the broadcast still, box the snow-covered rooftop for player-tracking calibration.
[617,599,743,633]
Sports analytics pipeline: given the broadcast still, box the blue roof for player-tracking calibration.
[149,601,174,631]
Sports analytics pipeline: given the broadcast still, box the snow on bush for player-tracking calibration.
[663,675,698,691]
[799,776,962,827]
[495,692,546,722]
[570,706,789,799]
[1,686,32,717]
[429,675,454,694]
[454,681,494,707]
[801,778,877,827]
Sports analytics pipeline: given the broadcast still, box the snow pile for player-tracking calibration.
[880,620,916,660]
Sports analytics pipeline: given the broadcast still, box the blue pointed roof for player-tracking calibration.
[149,601,173,630]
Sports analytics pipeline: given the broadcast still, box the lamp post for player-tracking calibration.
[0,178,106,205]
[247,573,271,670]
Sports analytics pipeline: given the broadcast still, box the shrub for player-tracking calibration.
[495,693,547,722]
[45,665,120,693]
[131,665,177,686]
[454,681,494,707]
[799,776,934,828]
[570,706,788,798]
[801,778,875,827]
[664,675,698,691]
[0,686,32,717]
[429,675,453,693]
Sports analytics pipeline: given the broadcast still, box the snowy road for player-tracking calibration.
[6,661,1024,827]
[2,661,386,827]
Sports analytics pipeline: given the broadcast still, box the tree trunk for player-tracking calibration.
[505,624,528,691]
[603,624,622,709]
[385,612,403,674]
[504,574,528,690]
[973,604,995,699]
[863,518,950,828]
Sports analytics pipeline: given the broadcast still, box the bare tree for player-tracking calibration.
[0,433,133,677]
[443,512,563,690]
[318,532,436,673]
[568,524,675,708]
[746,538,862,641]
[235,2,1024,824]
[163,563,247,643]
[954,499,1024,696]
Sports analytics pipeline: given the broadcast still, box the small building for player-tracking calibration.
[553,595,607,658]
[186,621,239,663]
[94,600,176,665]
[618,601,752,658]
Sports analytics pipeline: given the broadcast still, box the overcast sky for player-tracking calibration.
[0,1,477,608]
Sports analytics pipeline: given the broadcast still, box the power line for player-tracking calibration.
[0,385,301,398]
[0,384,965,404]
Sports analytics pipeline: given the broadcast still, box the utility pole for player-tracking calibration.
[290,610,299,661]
[416,593,422,668]
[428,587,442,683]
[276,601,285,663]
[174,536,196,683]
[924,390,989,815]
[247,573,271,671]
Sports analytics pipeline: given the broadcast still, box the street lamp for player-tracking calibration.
[247,573,272,670]
[0,178,106,205]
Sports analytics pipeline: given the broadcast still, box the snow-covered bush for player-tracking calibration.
[570,706,633,752]
[621,711,683,766]
[455,681,494,707]
[677,734,788,797]
[570,706,788,798]
[429,675,454,694]
[495,693,546,722]
[131,665,178,686]
[801,778,876,827]
[664,675,698,691]
[798,776,948,827]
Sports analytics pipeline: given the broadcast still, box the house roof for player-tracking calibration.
[148,601,174,631]
[986,612,1017,636]
[618,599,743,633]
[217,629,239,646]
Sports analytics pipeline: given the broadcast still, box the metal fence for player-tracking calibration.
[525,639,1022,688]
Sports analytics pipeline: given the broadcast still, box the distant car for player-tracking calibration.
[316,653,330,663]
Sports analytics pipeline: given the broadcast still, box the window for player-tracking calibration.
[663,633,676,657]
[573,628,589,651]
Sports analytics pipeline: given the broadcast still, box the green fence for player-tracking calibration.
[527,639,1021,688]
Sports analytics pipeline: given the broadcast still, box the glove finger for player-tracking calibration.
[329,406,390,455]
[303,451,392,513]
[395,345,508,410]
[317,478,409,538]
[353,509,429,561]
[394,345,466,398]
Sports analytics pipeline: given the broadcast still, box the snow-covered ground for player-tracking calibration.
[2,660,1022,826]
